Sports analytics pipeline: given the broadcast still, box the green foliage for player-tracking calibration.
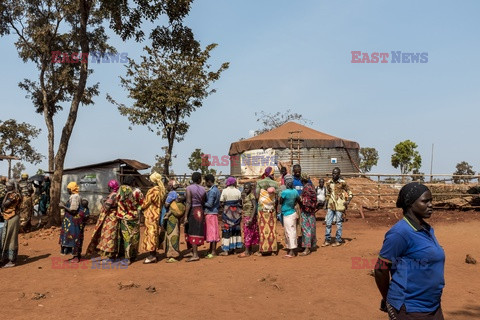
[391,140,422,176]
[108,43,229,176]
[1,0,198,225]
[187,148,216,176]
[151,154,174,176]
[254,109,312,135]
[411,168,425,182]
[12,162,26,180]
[0,119,43,178]
[453,161,475,184]
[359,147,379,173]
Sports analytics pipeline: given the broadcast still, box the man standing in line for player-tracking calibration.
[322,167,353,247]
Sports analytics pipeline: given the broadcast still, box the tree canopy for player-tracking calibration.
[391,140,422,181]
[1,0,200,225]
[254,109,312,135]
[359,147,379,173]
[109,43,229,176]
[187,148,216,176]
[453,161,475,184]
[0,119,43,178]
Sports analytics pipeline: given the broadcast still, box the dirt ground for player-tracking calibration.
[1,209,480,320]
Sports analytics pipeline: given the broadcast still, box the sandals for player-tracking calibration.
[143,257,157,264]
[186,257,200,262]
[205,253,215,259]
[283,254,294,259]
[238,252,251,258]
[166,258,178,263]
[299,251,311,256]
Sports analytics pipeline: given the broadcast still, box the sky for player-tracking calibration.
[0,0,479,177]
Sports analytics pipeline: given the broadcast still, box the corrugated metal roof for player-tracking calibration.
[60,158,150,172]
[229,122,359,155]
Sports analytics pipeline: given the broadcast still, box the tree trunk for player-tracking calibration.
[7,159,11,179]
[46,115,55,172]
[163,143,173,177]
[47,0,90,227]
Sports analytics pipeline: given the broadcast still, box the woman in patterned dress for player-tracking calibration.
[141,172,166,264]
[87,180,119,259]
[59,181,90,262]
[255,167,279,255]
[299,173,317,256]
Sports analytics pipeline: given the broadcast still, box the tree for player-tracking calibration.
[1,0,197,226]
[0,119,43,179]
[453,161,475,184]
[254,109,313,135]
[12,162,26,180]
[411,168,425,182]
[188,148,216,176]
[391,140,422,182]
[109,43,229,176]
[151,153,174,176]
[359,147,379,173]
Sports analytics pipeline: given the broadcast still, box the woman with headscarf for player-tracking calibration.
[280,174,301,258]
[238,182,259,258]
[163,179,185,263]
[299,173,317,256]
[184,172,206,262]
[141,172,166,264]
[59,182,90,262]
[116,176,144,264]
[375,182,445,320]
[219,176,243,256]
[87,179,120,259]
[0,181,22,268]
[255,166,280,255]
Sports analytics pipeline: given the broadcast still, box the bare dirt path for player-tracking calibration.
[1,210,479,319]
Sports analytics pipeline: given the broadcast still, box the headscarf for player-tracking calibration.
[67,181,79,194]
[261,166,275,179]
[396,182,430,211]
[21,173,28,179]
[150,172,166,198]
[284,174,293,188]
[226,176,236,187]
[301,173,310,182]
[108,179,119,192]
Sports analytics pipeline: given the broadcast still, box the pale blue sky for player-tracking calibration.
[1,0,479,176]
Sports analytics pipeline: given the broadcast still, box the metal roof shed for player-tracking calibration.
[58,159,150,215]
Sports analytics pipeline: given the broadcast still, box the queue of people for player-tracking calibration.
[54,164,354,266]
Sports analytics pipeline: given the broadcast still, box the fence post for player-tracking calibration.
[377,175,380,209]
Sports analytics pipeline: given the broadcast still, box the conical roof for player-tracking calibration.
[229,122,359,155]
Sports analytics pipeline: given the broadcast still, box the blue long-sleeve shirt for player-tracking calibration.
[205,185,220,214]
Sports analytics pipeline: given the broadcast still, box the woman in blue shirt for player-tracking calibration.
[375,182,445,319]
[279,174,301,258]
